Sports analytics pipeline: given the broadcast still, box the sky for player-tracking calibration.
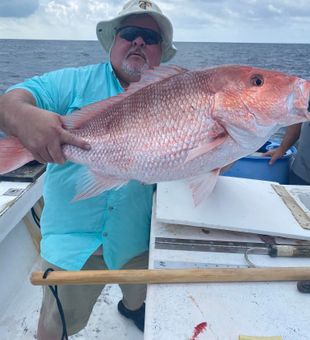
[0,0,309,43]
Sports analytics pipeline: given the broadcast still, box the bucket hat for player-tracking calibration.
[96,0,177,62]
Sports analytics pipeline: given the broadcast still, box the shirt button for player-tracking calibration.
[103,232,108,237]
[108,206,114,211]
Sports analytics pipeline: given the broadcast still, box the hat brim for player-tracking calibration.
[96,11,177,63]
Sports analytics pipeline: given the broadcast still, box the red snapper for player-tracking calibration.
[0,65,309,203]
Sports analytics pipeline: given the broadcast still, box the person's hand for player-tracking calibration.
[0,89,91,164]
[14,106,91,164]
[262,147,286,165]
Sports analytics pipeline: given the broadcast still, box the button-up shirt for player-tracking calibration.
[8,62,154,270]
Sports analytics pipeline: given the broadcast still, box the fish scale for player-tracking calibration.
[34,66,310,190]
[0,64,309,202]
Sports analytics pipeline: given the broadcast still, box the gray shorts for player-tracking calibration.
[39,252,148,336]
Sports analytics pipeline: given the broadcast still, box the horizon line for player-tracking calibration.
[0,38,309,45]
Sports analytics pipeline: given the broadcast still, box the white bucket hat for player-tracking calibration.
[96,0,177,63]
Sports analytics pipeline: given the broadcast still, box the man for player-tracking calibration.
[264,123,310,185]
[263,122,310,294]
[0,0,177,338]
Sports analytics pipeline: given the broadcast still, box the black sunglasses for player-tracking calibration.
[115,26,162,45]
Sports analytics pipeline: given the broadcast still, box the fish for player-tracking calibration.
[0,64,309,203]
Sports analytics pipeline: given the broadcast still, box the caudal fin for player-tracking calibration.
[0,136,34,174]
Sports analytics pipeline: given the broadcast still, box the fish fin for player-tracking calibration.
[136,65,188,87]
[73,168,127,201]
[0,136,34,174]
[62,65,188,130]
[187,169,220,206]
[61,106,104,130]
[185,135,228,163]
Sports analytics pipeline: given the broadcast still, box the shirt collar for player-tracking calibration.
[107,61,124,91]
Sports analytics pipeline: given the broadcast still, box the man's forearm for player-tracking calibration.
[0,89,37,136]
[280,123,302,151]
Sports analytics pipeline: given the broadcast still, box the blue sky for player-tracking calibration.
[0,0,309,43]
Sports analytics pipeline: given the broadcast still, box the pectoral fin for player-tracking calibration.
[187,169,220,206]
[185,135,227,164]
[73,168,128,201]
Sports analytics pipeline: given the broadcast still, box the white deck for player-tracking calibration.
[0,176,142,340]
[145,223,310,340]
[0,260,143,340]
[145,182,310,340]
[2,174,310,339]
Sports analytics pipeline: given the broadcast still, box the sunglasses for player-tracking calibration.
[115,26,162,45]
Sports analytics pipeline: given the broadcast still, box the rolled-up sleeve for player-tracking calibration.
[6,68,78,115]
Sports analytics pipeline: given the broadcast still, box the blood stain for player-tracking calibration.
[190,321,207,340]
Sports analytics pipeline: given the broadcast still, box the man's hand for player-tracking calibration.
[262,147,286,165]
[0,89,91,164]
[14,108,91,164]
[262,124,301,166]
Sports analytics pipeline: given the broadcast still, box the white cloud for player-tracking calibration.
[0,0,309,43]
[267,4,282,14]
[160,0,310,42]
[0,0,121,40]
[0,0,39,18]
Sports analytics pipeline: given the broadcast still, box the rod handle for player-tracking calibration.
[269,245,310,257]
[30,267,310,286]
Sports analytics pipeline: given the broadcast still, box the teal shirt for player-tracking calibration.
[8,63,154,270]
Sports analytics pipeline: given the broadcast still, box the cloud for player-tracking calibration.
[43,0,124,24]
[0,0,309,43]
[162,0,310,28]
[158,0,310,42]
[0,1,122,40]
[0,0,39,18]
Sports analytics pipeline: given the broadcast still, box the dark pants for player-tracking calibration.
[289,171,310,185]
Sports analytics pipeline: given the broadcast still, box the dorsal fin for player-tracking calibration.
[62,65,188,130]
[129,64,188,92]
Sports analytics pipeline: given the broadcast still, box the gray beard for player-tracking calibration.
[121,60,149,78]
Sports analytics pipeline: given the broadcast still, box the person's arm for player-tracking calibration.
[263,123,301,165]
[0,89,90,164]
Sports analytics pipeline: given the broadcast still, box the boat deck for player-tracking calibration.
[0,175,142,339]
[0,257,143,340]
[2,172,310,339]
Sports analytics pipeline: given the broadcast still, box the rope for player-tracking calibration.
[244,248,260,268]
[43,268,69,340]
[31,207,41,228]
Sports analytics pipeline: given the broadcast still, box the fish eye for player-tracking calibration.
[250,74,264,87]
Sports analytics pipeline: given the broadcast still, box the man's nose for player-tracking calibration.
[132,36,145,47]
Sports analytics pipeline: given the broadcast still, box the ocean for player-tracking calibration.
[0,39,309,95]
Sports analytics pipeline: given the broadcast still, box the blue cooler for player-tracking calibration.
[222,141,296,184]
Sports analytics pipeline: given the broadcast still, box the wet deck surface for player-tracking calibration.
[0,259,143,340]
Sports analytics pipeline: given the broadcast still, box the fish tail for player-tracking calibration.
[0,136,34,174]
